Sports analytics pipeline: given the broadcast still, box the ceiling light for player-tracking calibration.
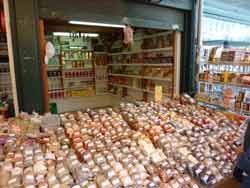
[69,21,125,28]
[83,33,99,37]
[53,32,70,37]
[53,32,99,37]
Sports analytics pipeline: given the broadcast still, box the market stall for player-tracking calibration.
[0,96,245,188]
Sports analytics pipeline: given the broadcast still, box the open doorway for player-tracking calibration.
[41,19,180,113]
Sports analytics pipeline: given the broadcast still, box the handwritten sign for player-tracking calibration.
[155,85,163,102]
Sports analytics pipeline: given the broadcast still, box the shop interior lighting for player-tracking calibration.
[69,20,126,28]
[53,32,99,37]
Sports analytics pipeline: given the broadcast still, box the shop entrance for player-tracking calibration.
[40,19,181,113]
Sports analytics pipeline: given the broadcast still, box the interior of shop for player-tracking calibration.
[43,20,179,113]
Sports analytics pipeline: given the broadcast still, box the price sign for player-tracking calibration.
[155,85,163,102]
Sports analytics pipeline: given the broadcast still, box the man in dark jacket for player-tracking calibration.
[234,119,250,188]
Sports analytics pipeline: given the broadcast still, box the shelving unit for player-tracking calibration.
[108,63,173,67]
[109,47,173,56]
[197,52,250,115]
[94,52,108,95]
[0,62,12,99]
[47,46,95,101]
[200,61,250,66]
[199,79,250,88]
[108,31,178,102]
[109,83,171,97]
[108,73,172,82]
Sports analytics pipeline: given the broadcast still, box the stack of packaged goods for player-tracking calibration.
[60,108,199,188]
[0,97,246,188]
[119,100,244,186]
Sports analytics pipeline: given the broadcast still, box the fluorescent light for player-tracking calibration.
[69,21,125,28]
[83,33,99,37]
[53,32,70,37]
[53,32,99,37]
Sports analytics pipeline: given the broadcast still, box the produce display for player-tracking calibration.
[0,97,246,188]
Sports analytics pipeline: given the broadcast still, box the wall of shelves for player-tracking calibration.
[108,31,178,102]
[197,51,250,116]
[196,15,250,116]
[45,29,180,112]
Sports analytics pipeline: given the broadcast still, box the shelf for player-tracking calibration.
[109,47,173,56]
[198,100,229,111]
[109,83,171,97]
[63,68,93,71]
[48,89,64,92]
[199,79,250,88]
[108,73,172,82]
[0,62,8,65]
[47,65,61,70]
[200,61,250,66]
[64,86,94,90]
[94,52,108,55]
[198,100,250,117]
[95,65,108,68]
[63,59,87,61]
[203,40,250,47]
[47,64,61,67]
[108,63,173,67]
[63,78,94,81]
[133,31,172,41]
[96,80,108,82]
[61,49,92,52]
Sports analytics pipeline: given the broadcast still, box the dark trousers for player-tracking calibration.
[238,177,250,188]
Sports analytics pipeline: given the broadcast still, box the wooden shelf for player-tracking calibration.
[109,47,173,56]
[94,52,108,55]
[108,73,172,82]
[95,65,108,68]
[108,63,173,67]
[61,49,92,52]
[64,86,93,90]
[48,88,64,92]
[62,59,92,61]
[109,83,171,97]
[133,31,172,41]
[62,67,93,71]
[199,79,250,88]
[47,64,61,67]
[198,100,250,117]
[200,61,250,66]
[63,78,94,81]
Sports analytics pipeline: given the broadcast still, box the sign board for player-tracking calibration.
[155,85,163,102]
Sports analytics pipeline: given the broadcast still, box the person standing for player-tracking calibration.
[234,119,250,188]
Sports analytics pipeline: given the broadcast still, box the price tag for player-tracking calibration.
[155,85,163,102]
[223,71,229,83]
